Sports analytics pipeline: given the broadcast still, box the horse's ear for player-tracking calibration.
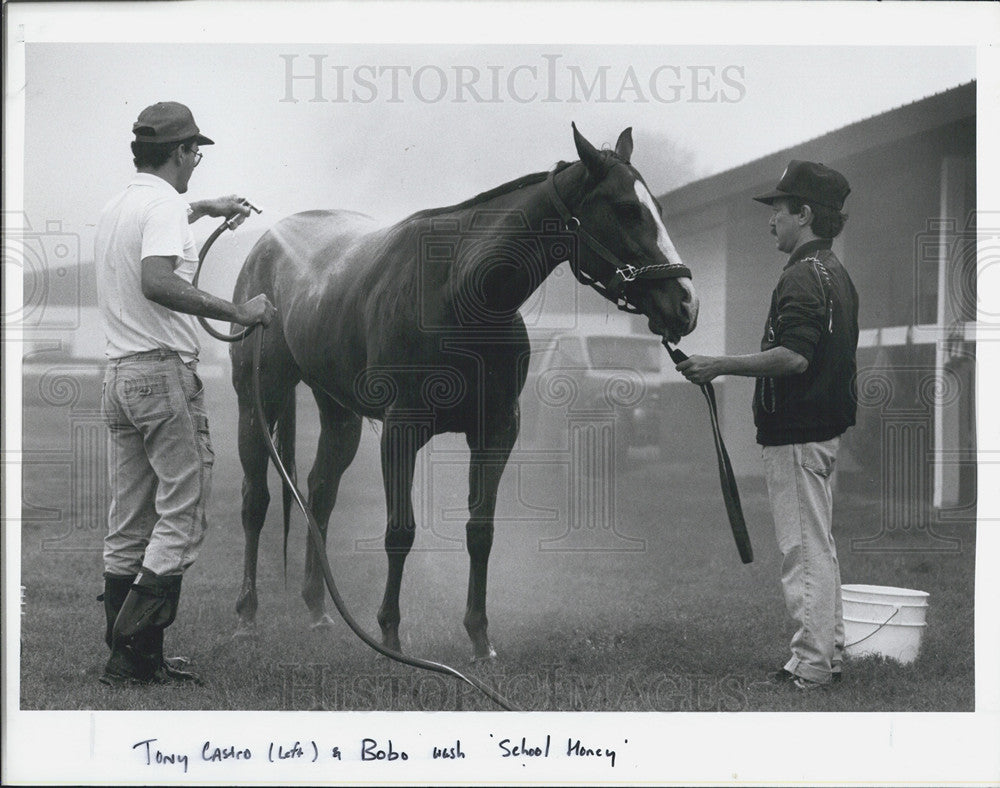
[572,122,608,180]
[615,127,633,164]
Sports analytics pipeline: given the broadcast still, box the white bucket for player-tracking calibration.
[841,584,929,665]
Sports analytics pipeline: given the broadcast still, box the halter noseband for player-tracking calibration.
[544,166,691,314]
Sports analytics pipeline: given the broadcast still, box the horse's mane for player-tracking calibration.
[403,159,580,223]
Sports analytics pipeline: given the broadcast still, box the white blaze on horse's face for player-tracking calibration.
[633,179,699,334]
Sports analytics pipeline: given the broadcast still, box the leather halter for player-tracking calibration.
[544,167,691,314]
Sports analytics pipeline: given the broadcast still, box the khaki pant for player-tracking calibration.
[762,438,844,684]
[102,350,214,577]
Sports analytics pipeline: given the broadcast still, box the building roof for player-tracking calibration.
[659,81,975,214]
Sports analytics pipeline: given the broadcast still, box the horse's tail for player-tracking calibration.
[274,389,297,583]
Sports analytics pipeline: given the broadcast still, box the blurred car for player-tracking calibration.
[519,326,672,472]
[20,324,230,414]
[21,340,105,411]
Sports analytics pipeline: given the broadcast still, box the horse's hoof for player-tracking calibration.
[232,624,257,640]
[309,614,337,631]
[470,645,498,663]
[380,628,402,654]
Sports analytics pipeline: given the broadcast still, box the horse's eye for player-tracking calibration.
[614,202,643,224]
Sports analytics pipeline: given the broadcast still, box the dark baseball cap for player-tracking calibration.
[753,160,850,211]
[132,101,214,145]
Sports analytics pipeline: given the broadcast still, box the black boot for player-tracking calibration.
[100,573,156,685]
[99,574,136,649]
[101,568,199,686]
[147,627,203,684]
[100,573,202,683]
[135,581,203,685]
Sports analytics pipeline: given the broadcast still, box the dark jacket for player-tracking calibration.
[753,239,859,446]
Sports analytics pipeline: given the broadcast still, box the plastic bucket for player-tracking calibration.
[841,584,928,665]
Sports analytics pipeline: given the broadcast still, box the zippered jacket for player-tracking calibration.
[753,239,859,446]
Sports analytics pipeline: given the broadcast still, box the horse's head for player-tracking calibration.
[562,124,699,345]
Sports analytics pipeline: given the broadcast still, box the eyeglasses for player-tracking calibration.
[191,150,203,168]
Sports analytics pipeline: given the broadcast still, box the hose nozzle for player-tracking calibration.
[225,200,263,230]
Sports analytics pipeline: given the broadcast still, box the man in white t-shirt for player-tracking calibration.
[95,101,276,686]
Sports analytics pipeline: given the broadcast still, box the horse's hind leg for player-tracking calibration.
[464,413,518,660]
[234,396,271,637]
[377,412,432,652]
[302,389,362,629]
[232,332,299,637]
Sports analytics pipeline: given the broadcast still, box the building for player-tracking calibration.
[656,81,977,538]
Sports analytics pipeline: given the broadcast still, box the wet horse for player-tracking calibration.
[230,125,699,658]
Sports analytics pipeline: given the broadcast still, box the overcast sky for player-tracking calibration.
[20,42,975,268]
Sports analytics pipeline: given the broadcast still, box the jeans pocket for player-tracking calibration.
[799,441,837,478]
[120,373,173,424]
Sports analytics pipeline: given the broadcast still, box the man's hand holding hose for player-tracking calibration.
[236,293,277,328]
[187,194,260,227]
[225,201,275,328]
[187,199,276,340]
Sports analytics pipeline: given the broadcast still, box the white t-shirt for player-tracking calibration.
[95,173,200,363]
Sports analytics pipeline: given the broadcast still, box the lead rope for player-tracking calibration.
[663,343,753,564]
[197,216,517,711]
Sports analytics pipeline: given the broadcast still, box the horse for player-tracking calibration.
[229,124,699,659]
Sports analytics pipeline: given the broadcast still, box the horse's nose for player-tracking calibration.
[677,277,699,334]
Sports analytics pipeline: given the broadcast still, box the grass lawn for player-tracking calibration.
[18,381,976,712]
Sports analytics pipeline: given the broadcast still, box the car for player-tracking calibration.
[21,341,105,411]
[20,322,230,414]
[518,325,673,473]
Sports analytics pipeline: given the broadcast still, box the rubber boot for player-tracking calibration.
[128,571,203,684]
[99,573,202,684]
[148,627,203,684]
[139,578,203,685]
[99,573,158,685]
[99,574,136,649]
[101,568,182,686]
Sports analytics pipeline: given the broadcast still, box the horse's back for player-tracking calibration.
[235,209,377,300]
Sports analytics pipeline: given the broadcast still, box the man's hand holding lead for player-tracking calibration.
[676,355,723,385]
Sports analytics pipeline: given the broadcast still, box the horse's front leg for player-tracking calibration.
[464,413,518,661]
[376,413,431,653]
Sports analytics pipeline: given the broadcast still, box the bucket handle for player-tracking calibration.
[845,606,900,648]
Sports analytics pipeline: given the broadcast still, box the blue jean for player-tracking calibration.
[102,350,214,577]
[762,438,844,684]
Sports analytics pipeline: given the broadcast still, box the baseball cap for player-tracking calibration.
[132,101,214,145]
[753,160,850,211]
